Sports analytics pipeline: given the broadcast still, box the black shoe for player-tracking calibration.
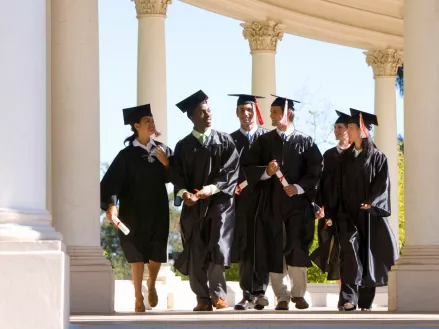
[254,294,269,310]
[234,298,254,310]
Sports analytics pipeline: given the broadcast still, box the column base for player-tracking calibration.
[0,241,69,329]
[69,246,115,314]
[389,245,439,311]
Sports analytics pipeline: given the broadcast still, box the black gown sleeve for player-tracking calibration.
[365,151,391,217]
[163,146,173,183]
[169,140,186,207]
[100,151,127,211]
[211,135,240,197]
[296,138,323,194]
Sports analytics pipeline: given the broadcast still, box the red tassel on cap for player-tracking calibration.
[280,99,288,125]
[359,113,369,138]
[254,98,264,126]
[154,129,161,137]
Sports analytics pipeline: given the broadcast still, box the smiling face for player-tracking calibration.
[347,123,362,144]
[270,106,293,127]
[237,103,256,127]
[190,103,212,130]
[334,123,348,141]
[133,115,156,139]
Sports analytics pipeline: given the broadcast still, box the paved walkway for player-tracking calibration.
[71,308,439,329]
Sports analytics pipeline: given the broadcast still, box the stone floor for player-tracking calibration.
[71,308,439,329]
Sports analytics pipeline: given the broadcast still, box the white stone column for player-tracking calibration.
[242,21,285,128]
[388,0,439,312]
[365,49,403,244]
[51,0,114,314]
[0,0,68,328]
[133,0,171,144]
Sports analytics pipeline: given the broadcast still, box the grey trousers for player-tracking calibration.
[188,247,227,303]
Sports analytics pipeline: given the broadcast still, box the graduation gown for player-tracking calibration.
[170,130,240,275]
[336,146,398,287]
[242,129,323,273]
[311,146,341,280]
[100,142,172,263]
[230,127,269,264]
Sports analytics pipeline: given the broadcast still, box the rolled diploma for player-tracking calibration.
[110,216,130,235]
[235,180,248,195]
[275,170,289,187]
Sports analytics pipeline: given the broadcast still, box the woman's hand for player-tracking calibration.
[106,204,118,223]
[315,207,325,219]
[155,146,169,168]
[196,186,212,200]
[182,192,198,206]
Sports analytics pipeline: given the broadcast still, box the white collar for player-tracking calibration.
[336,143,350,153]
[276,125,295,138]
[353,148,362,157]
[133,138,156,153]
[192,128,212,138]
[240,126,258,137]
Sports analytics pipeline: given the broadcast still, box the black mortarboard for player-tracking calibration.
[349,109,378,127]
[228,94,264,106]
[228,94,265,125]
[176,90,208,117]
[270,94,301,111]
[123,104,152,126]
[335,110,350,125]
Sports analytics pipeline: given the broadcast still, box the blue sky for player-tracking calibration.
[98,0,404,163]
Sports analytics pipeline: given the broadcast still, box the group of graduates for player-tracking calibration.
[100,90,398,313]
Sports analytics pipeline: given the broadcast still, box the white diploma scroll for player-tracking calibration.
[110,216,130,235]
[275,170,289,187]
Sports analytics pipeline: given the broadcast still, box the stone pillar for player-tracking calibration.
[388,0,439,312]
[365,49,403,244]
[133,0,171,144]
[0,0,68,328]
[51,0,114,314]
[241,20,285,128]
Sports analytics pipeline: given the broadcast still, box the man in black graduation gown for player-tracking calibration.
[170,90,240,311]
[243,95,323,310]
[312,110,351,284]
[228,94,270,311]
[335,109,398,311]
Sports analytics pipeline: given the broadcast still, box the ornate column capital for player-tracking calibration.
[132,0,171,17]
[365,49,403,77]
[241,20,285,53]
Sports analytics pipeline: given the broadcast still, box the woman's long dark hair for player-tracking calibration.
[343,126,376,168]
[124,125,138,145]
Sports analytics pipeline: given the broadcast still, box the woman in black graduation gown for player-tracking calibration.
[312,110,351,283]
[335,109,398,311]
[100,104,172,312]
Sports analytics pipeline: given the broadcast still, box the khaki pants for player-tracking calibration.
[270,223,307,302]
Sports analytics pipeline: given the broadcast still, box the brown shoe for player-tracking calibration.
[275,301,289,310]
[193,301,213,311]
[291,297,309,310]
[135,296,146,312]
[214,297,228,309]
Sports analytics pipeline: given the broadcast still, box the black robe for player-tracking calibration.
[170,130,239,275]
[230,127,269,264]
[100,142,172,263]
[335,146,398,287]
[311,146,341,280]
[242,129,323,273]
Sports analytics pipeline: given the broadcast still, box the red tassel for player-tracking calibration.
[255,99,264,126]
[359,113,369,138]
[280,99,288,125]
[154,129,161,137]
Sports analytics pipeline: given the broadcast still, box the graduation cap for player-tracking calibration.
[335,110,350,125]
[176,90,209,117]
[122,104,161,137]
[123,104,152,125]
[349,108,378,138]
[270,94,301,125]
[228,94,265,125]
